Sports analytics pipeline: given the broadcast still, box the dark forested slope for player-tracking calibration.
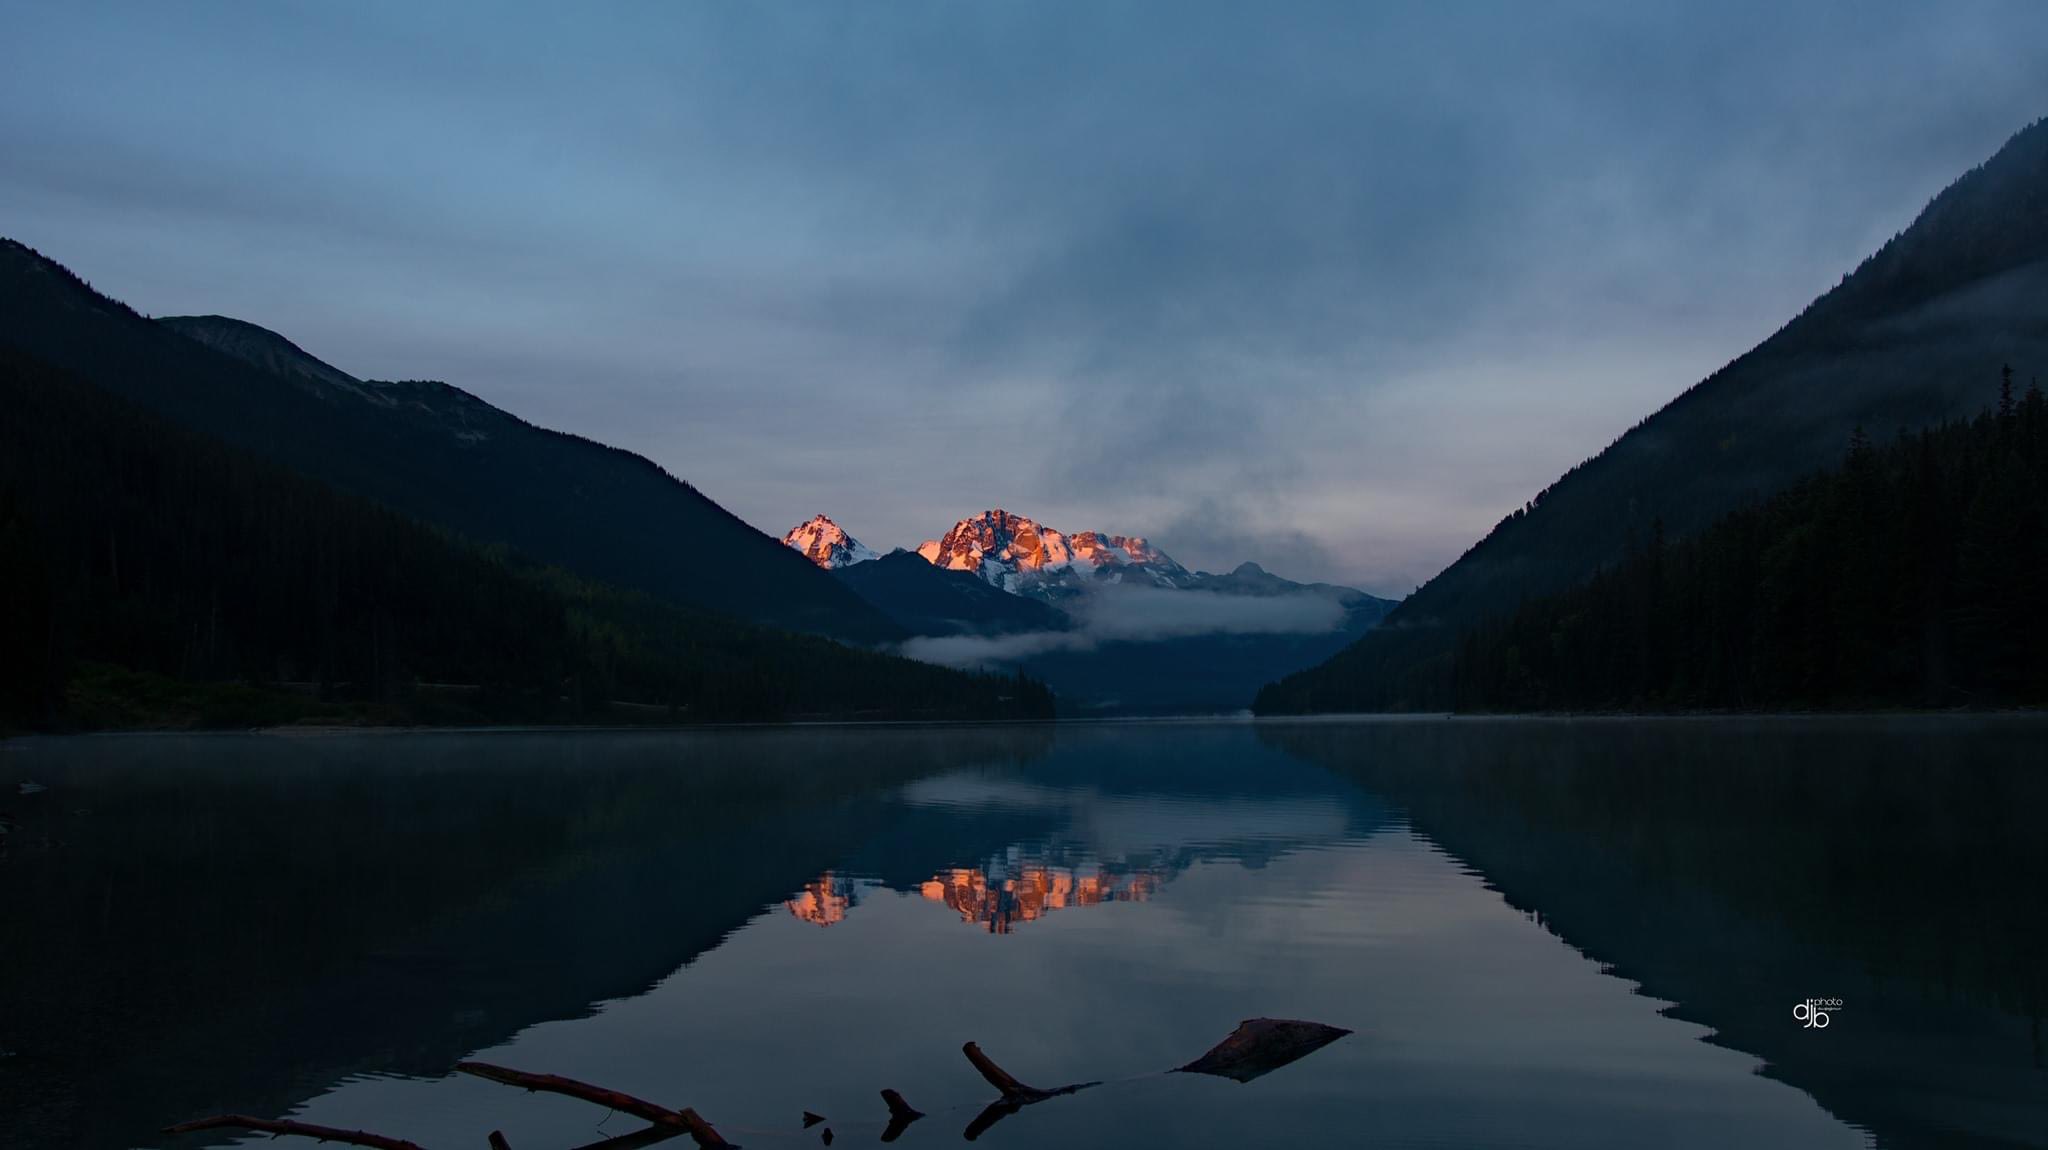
[0,348,1049,729]
[0,241,902,643]
[1420,378,2047,712]
[1260,116,2048,711]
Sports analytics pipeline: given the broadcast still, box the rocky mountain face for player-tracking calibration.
[914,509,1194,598]
[783,514,879,569]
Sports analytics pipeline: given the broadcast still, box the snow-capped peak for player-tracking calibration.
[923,509,1073,582]
[783,514,878,569]
[917,509,1191,597]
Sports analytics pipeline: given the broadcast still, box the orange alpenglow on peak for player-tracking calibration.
[916,509,1191,594]
[781,515,879,569]
[925,509,1074,574]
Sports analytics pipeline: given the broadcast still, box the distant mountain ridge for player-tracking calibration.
[831,551,1073,637]
[786,510,1197,598]
[781,512,1397,711]
[0,240,903,644]
[1259,114,2048,712]
[783,512,1393,623]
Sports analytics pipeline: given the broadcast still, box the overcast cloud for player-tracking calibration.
[5,1,2047,593]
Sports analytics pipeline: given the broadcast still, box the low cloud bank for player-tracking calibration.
[900,584,1346,669]
[900,628,1085,667]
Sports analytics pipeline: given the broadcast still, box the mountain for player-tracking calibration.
[831,551,1074,637]
[781,509,1396,710]
[1259,115,2048,713]
[915,509,1195,598]
[1432,389,2047,711]
[0,345,1050,729]
[0,241,903,645]
[785,513,1070,637]
[783,514,879,569]
[158,314,374,396]
[1187,560,1385,609]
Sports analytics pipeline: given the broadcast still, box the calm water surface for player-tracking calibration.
[2,718,2043,1149]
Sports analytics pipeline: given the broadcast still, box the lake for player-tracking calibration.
[2,717,2043,1150]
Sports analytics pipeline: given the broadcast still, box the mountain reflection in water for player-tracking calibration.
[1,717,2040,1150]
[784,862,1164,933]
[918,863,1161,933]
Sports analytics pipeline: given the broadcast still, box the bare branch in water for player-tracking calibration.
[452,1062,732,1148]
[957,1041,1099,1140]
[162,1114,427,1150]
[168,1018,1353,1150]
[878,1089,924,1142]
[564,1127,687,1150]
[961,1041,1096,1101]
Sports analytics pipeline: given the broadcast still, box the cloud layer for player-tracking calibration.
[6,2,2048,591]
[900,584,1346,668]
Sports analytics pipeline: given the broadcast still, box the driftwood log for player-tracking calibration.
[1176,1017,1355,1083]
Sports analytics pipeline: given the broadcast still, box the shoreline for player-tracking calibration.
[8,707,2046,743]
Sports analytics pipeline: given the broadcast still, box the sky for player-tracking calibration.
[6,2,2048,594]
